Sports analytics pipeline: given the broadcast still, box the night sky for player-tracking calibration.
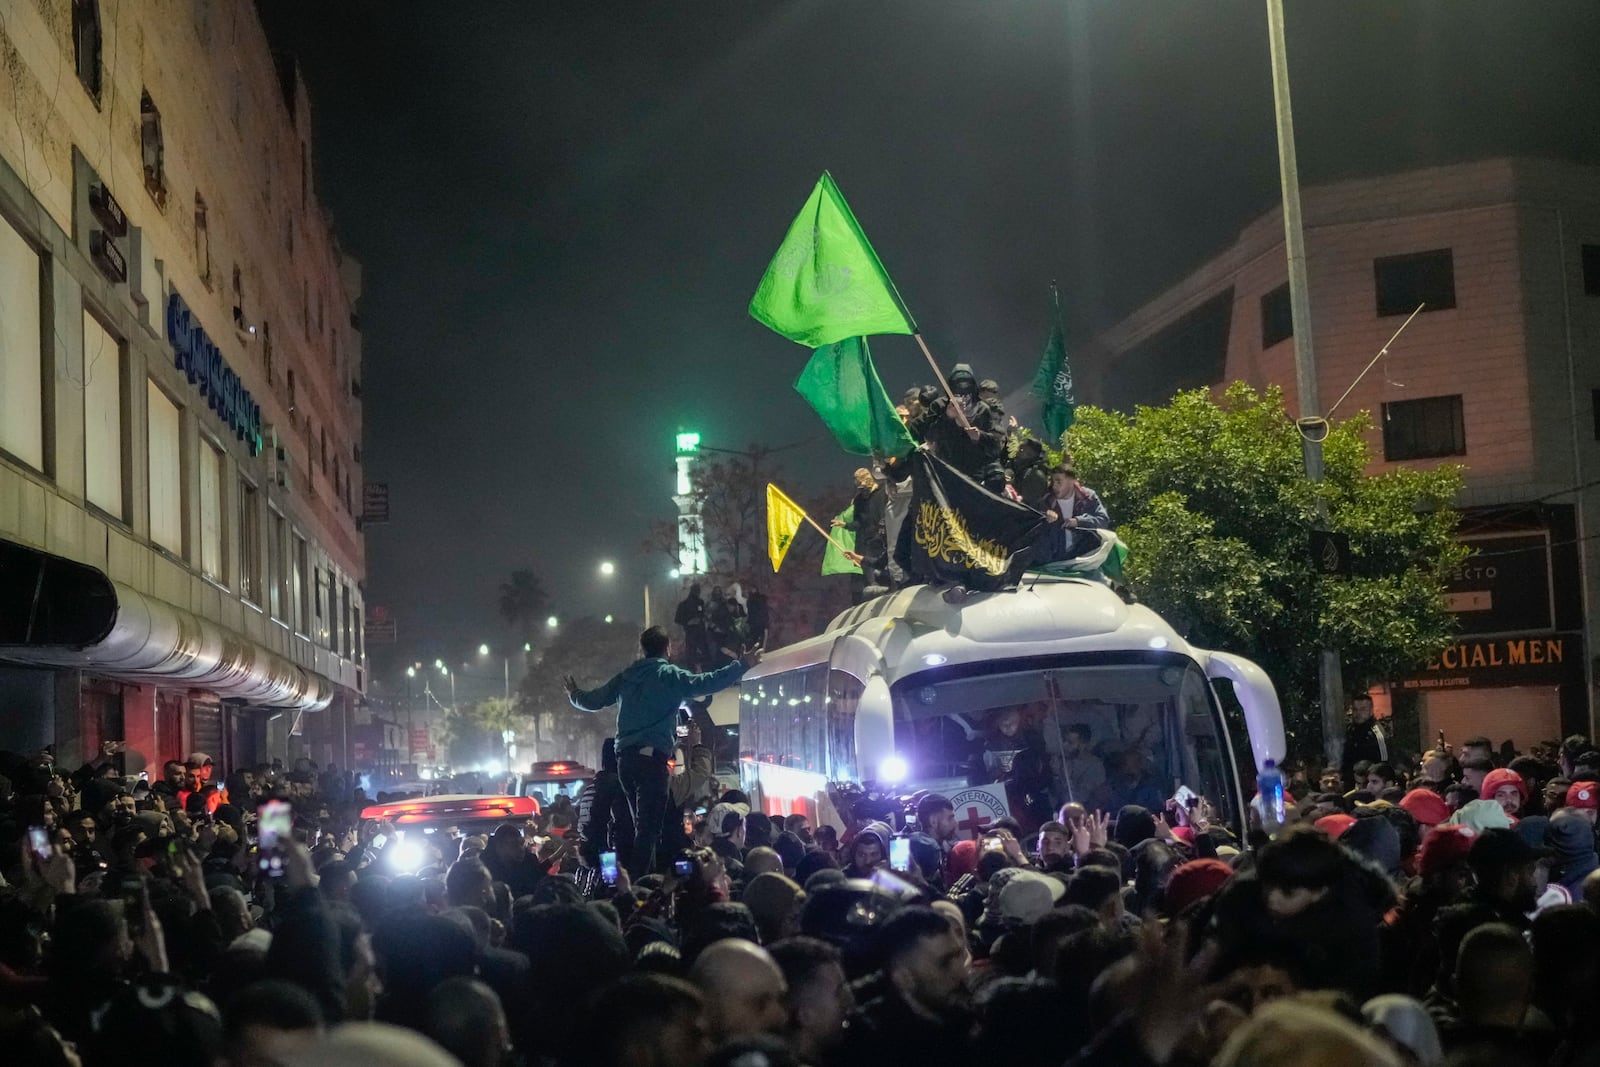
[256,1,1600,680]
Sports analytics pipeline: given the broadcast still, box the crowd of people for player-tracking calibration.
[11,687,1600,1066]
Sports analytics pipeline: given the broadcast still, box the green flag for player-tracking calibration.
[1028,284,1076,444]
[750,172,916,348]
[822,505,861,575]
[794,336,917,459]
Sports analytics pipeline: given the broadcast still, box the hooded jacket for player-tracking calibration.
[1546,810,1600,896]
[907,364,1003,479]
[570,657,746,754]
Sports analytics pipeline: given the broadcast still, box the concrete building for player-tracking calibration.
[0,1,365,775]
[1082,158,1600,751]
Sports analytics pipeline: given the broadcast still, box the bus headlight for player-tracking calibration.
[878,755,909,784]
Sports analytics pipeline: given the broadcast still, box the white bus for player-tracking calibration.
[737,576,1286,840]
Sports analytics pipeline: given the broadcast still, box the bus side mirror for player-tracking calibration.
[1204,651,1285,773]
[855,676,894,782]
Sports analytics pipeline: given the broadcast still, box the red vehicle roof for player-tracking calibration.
[358,793,540,825]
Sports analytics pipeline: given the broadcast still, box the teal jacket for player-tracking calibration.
[569,657,746,754]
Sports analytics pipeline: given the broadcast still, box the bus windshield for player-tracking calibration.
[891,657,1239,834]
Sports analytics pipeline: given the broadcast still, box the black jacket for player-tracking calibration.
[909,397,1003,480]
[837,988,973,1067]
[847,485,888,566]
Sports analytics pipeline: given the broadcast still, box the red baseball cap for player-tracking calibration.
[1417,824,1477,880]
[1162,858,1234,915]
[1314,813,1357,839]
[1480,768,1528,803]
[1400,788,1450,827]
[1566,781,1600,810]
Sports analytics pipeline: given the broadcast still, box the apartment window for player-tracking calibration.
[147,381,183,555]
[140,92,166,207]
[194,193,211,287]
[1374,248,1455,317]
[1584,245,1600,297]
[1260,282,1293,349]
[232,264,246,330]
[262,321,274,384]
[302,279,310,340]
[340,582,352,660]
[328,572,340,656]
[292,534,309,634]
[198,439,225,582]
[82,310,125,518]
[267,510,285,621]
[0,216,44,471]
[72,0,102,102]
[1382,394,1466,461]
[238,480,261,604]
[320,427,328,475]
[285,216,294,256]
[286,367,297,412]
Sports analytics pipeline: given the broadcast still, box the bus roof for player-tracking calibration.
[744,577,1198,686]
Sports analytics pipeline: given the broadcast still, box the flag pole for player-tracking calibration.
[816,174,968,434]
[912,333,973,431]
[801,511,857,557]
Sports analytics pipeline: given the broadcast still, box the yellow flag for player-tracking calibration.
[767,483,808,572]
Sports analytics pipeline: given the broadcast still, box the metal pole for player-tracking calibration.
[1267,0,1344,768]
[503,657,510,702]
[644,584,652,628]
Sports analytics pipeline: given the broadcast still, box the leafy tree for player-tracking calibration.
[498,569,550,643]
[1064,383,1465,757]
[519,615,632,765]
[643,445,846,650]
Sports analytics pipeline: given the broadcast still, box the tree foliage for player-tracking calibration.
[1064,383,1465,755]
[643,445,847,649]
[517,615,631,762]
[498,569,550,643]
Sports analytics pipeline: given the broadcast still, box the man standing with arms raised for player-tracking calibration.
[566,625,760,874]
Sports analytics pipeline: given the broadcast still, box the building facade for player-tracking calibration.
[1083,158,1600,751]
[0,1,365,775]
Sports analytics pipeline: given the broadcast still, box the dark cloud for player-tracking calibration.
[257,0,1600,666]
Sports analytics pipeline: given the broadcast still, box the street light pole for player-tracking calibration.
[1266,0,1344,769]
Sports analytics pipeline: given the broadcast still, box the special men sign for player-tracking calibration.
[1396,632,1584,690]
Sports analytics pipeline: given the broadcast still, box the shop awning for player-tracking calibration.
[0,540,334,711]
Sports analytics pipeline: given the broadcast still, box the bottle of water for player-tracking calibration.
[1257,759,1286,834]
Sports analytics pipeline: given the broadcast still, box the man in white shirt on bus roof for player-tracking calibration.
[1036,465,1111,562]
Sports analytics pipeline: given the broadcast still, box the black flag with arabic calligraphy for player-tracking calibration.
[893,451,1047,591]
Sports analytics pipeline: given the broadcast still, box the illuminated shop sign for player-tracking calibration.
[166,290,263,456]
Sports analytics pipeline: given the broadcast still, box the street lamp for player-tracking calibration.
[479,643,512,701]
[547,615,559,628]
[599,561,616,576]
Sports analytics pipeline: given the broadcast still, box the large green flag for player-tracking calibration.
[750,172,916,348]
[821,505,861,575]
[1028,285,1076,444]
[794,336,917,459]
